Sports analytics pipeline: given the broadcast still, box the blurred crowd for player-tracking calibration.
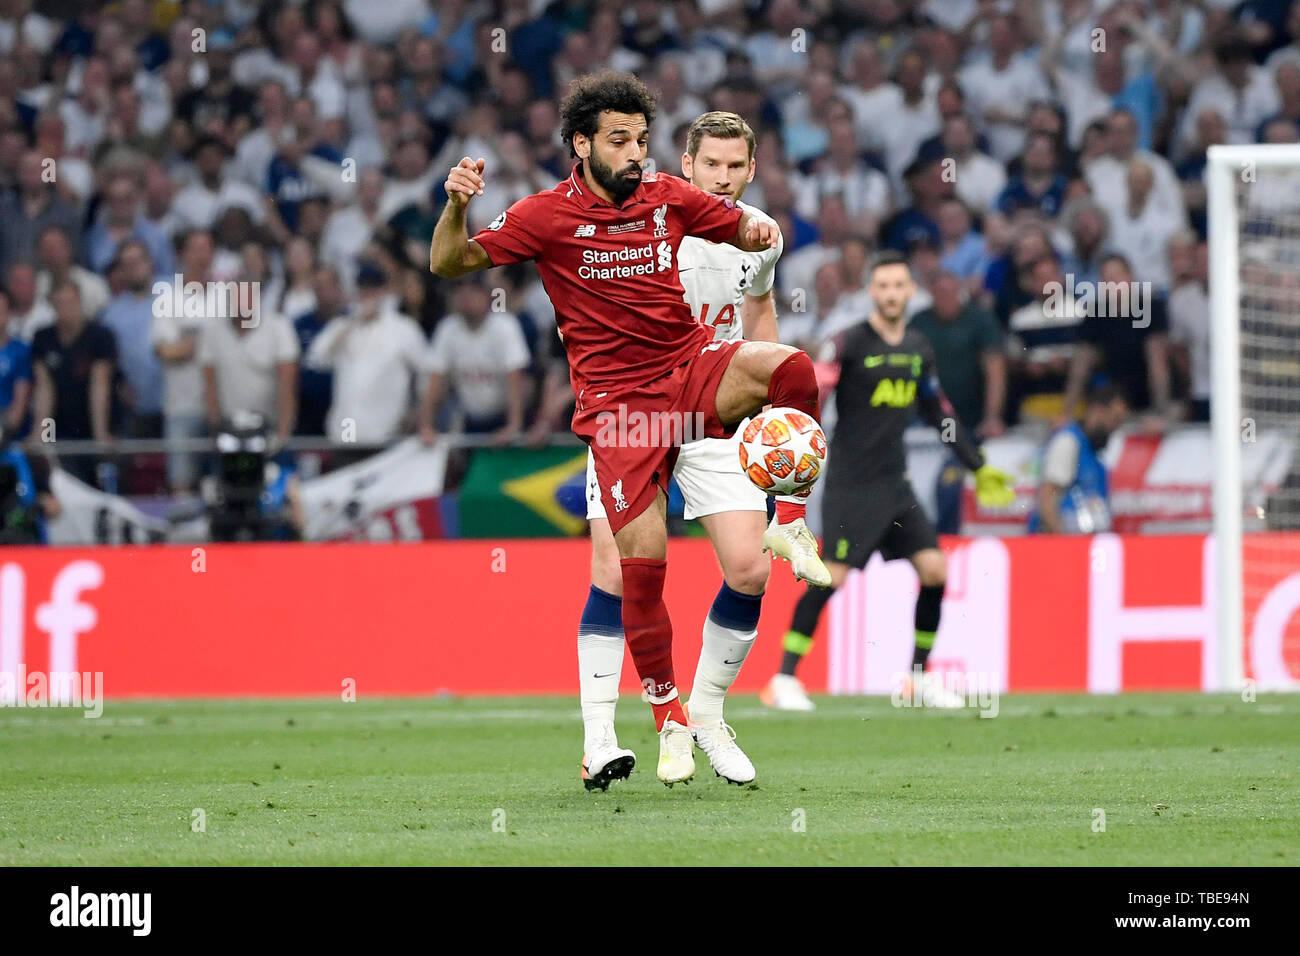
[0,0,1285,495]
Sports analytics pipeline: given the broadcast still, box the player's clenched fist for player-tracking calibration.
[743,216,779,250]
[444,157,486,208]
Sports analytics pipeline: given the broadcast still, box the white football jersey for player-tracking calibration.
[677,199,782,343]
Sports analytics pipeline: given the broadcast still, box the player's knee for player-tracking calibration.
[591,554,623,596]
[916,552,946,589]
[723,556,769,596]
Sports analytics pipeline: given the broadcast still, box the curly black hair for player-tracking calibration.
[558,71,659,159]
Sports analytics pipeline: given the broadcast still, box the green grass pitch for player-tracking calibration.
[1,693,1296,866]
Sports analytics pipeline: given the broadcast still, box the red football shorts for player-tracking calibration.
[572,339,744,534]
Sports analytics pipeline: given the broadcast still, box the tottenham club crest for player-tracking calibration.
[652,203,668,238]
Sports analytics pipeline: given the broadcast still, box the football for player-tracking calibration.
[737,407,828,497]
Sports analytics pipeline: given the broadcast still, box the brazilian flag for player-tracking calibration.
[457,448,590,537]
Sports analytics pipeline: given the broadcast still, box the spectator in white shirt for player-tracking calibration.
[305,262,427,444]
[320,166,385,279]
[1086,108,1186,227]
[199,299,300,446]
[879,50,941,184]
[34,226,110,322]
[810,118,891,230]
[959,14,1050,163]
[1106,159,1183,294]
[941,113,1007,215]
[151,230,212,492]
[171,135,265,233]
[4,262,54,342]
[1176,32,1280,154]
[419,278,529,445]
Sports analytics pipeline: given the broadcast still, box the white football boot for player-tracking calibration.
[692,720,756,784]
[657,719,696,786]
[762,515,832,587]
[581,723,636,792]
[761,673,816,711]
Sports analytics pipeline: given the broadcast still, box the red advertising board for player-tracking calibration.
[0,535,1297,699]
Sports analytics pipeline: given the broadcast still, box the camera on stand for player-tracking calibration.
[205,410,294,542]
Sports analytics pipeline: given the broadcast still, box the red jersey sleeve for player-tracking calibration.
[671,177,745,244]
[469,193,548,266]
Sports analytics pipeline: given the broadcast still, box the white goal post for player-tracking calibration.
[1207,143,1300,693]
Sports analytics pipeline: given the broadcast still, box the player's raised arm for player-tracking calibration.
[429,157,494,278]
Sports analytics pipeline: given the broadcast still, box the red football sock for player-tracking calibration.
[620,558,684,730]
[767,350,820,420]
[775,500,805,523]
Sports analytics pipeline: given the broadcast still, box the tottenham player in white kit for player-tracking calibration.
[578,112,786,790]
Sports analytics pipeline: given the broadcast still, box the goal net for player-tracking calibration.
[1208,145,1300,692]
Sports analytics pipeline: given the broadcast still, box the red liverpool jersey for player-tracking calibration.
[469,163,745,395]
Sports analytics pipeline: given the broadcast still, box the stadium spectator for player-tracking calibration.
[1064,253,1173,425]
[937,198,990,285]
[319,166,385,278]
[0,149,82,277]
[884,155,949,252]
[1006,253,1084,424]
[1104,159,1183,293]
[780,195,852,307]
[878,49,940,183]
[1088,108,1186,226]
[5,262,53,342]
[83,172,175,280]
[199,301,299,448]
[35,226,109,322]
[293,265,347,437]
[1176,32,1280,153]
[958,13,1049,164]
[996,132,1069,219]
[809,117,891,229]
[419,276,529,445]
[30,281,115,485]
[152,230,213,493]
[910,271,1007,438]
[278,237,318,321]
[937,113,1007,216]
[306,261,426,444]
[172,135,264,234]
[1167,233,1211,423]
[779,260,846,352]
[1057,198,1111,288]
[0,289,32,439]
[99,240,163,439]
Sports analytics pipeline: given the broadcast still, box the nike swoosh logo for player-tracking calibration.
[593,672,618,679]
[722,658,744,665]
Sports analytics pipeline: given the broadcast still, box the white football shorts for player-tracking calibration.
[585,427,767,522]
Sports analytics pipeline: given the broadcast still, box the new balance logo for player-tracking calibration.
[574,224,596,237]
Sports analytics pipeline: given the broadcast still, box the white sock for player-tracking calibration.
[687,616,757,725]
[578,631,624,749]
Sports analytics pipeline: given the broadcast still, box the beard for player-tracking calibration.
[587,149,642,203]
[1084,425,1110,450]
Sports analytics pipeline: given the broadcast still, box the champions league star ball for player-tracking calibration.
[738,407,827,497]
